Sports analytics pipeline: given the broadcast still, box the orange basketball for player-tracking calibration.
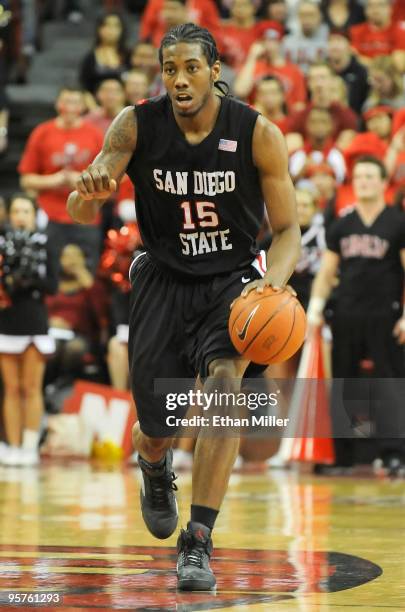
[228,286,307,365]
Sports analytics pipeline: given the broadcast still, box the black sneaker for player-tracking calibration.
[177,521,216,591]
[138,449,178,539]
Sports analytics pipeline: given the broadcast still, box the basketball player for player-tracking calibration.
[308,156,405,474]
[67,24,300,590]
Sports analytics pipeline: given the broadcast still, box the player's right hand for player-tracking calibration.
[76,165,117,200]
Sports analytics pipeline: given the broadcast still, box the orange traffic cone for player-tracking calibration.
[289,327,335,464]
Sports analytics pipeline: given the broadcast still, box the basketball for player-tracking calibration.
[228,286,307,364]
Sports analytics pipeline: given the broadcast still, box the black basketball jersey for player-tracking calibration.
[126,94,264,279]
[326,206,405,314]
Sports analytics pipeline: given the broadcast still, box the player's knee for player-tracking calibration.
[207,359,242,398]
[208,358,238,379]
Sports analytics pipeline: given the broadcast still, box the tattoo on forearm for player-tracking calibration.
[104,108,137,153]
[92,107,137,178]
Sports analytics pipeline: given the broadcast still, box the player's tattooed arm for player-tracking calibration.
[247,116,301,294]
[67,106,137,224]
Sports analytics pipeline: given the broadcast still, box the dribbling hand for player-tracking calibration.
[230,279,296,310]
[76,165,117,201]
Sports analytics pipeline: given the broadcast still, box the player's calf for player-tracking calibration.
[138,448,179,539]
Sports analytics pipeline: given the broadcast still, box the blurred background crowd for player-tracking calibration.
[0,0,404,469]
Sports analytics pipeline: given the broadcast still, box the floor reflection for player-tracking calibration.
[0,463,400,610]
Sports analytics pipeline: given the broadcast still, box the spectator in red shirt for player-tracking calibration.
[251,75,289,133]
[363,106,393,145]
[287,62,358,141]
[350,0,405,71]
[289,107,346,183]
[140,0,220,49]
[233,27,307,111]
[46,244,109,384]
[85,78,126,134]
[18,87,104,271]
[363,55,405,112]
[218,0,283,70]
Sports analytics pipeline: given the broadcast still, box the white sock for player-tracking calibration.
[22,429,40,451]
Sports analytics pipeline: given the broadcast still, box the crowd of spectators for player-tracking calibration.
[0,0,404,467]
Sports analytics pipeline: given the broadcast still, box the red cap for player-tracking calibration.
[363,106,393,121]
[343,132,388,175]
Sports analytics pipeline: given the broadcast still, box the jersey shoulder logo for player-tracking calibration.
[218,138,238,152]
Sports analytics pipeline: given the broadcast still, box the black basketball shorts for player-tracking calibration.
[128,251,267,437]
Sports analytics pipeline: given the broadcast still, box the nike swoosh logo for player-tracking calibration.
[241,277,251,283]
[236,304,259,341]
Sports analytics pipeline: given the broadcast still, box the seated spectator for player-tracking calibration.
[363,56,405,112]
[217,0,283,70]
[129,41,163,96]
[124,69,150,105]
[282,0,329,73]
[18,87,104,271]
[350,0,405,72]
[251,75,288,133]
[321,0,364,34]
[327,32,369,114]
[233,27,307,111]
[330,75,349,107]
[85,78,126,134]
[139,0,220,49]
[0,193,58,467]
[289,107,346,183]
[363,106,393,145]
[79,12,129,95]
[260,0,290,33]
[287,62,358,141]
[46,244,109,384]
[307,162,337,208]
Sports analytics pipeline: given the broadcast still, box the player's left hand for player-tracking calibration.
[230,279,296,310]
[393,316,405,345]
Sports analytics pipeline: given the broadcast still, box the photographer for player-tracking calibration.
[0,193,58,467]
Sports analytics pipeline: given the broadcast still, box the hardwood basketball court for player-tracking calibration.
[0,461,402,610]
